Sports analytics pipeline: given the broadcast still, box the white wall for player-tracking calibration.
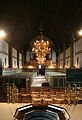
[2,40,8,54]
[0,40,9,68]
[12,47,17,58]
[57,56,59,68]
[57,38,82,69]
[19,52,22,68]
[0,41,2,65]
[26,51,30,64]
[19,53,22,60]
[12,57,17,68]
[52,50,56,64]
[0,40,2,51]
[65,47,70,57]
[59,53,64,68]
[75,38,82,68]
[58,47,71,69]
[65,47,71,68]
[12,47,17,68]
[75,38,82,53]
[2,54,8,68]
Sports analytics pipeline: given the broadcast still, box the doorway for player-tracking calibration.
[37,65,45,76]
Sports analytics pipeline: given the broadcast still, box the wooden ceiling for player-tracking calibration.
[0,0,82,54]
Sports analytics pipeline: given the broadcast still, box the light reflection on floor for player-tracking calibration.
[31,75,47,87]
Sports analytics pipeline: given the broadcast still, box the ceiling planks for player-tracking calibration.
[0,0,82,54]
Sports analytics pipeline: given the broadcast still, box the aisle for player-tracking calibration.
[31,75,47,87]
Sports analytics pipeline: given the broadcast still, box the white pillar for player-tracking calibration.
[52,50,56,64]
[26,51,30,64]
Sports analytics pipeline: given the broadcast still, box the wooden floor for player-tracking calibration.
[0,103,82,120]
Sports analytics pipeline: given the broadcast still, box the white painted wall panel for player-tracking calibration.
[65,47,70,57]
[75,38,82,53]
[75,39,82,68]
[60,61,63,68]
[2,40,8,53]
[75,53,82,68]
[19,53,22,68]
[60,53,63,60]
[19,53,22,60]
[12,48,17,68]
[12,48,17,58]
[0,53,8,68]
[19,60,22,68]
[0,41,2,51]
[26,51,30,63]
[52,51,56,64]
[0,41,9,68]
[2,54,8,68]
[58,52,64,68]
[65,47,71,68]
[12,58,17,68]
[0,54,2,66]
[65,57,70,68]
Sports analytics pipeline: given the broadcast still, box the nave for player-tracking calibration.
[0,0,82,120]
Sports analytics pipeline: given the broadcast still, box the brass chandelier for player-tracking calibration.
[32,29,51,65]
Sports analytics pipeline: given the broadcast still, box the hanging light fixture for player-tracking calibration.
[32,0,51,64]
[32,25,51,64]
